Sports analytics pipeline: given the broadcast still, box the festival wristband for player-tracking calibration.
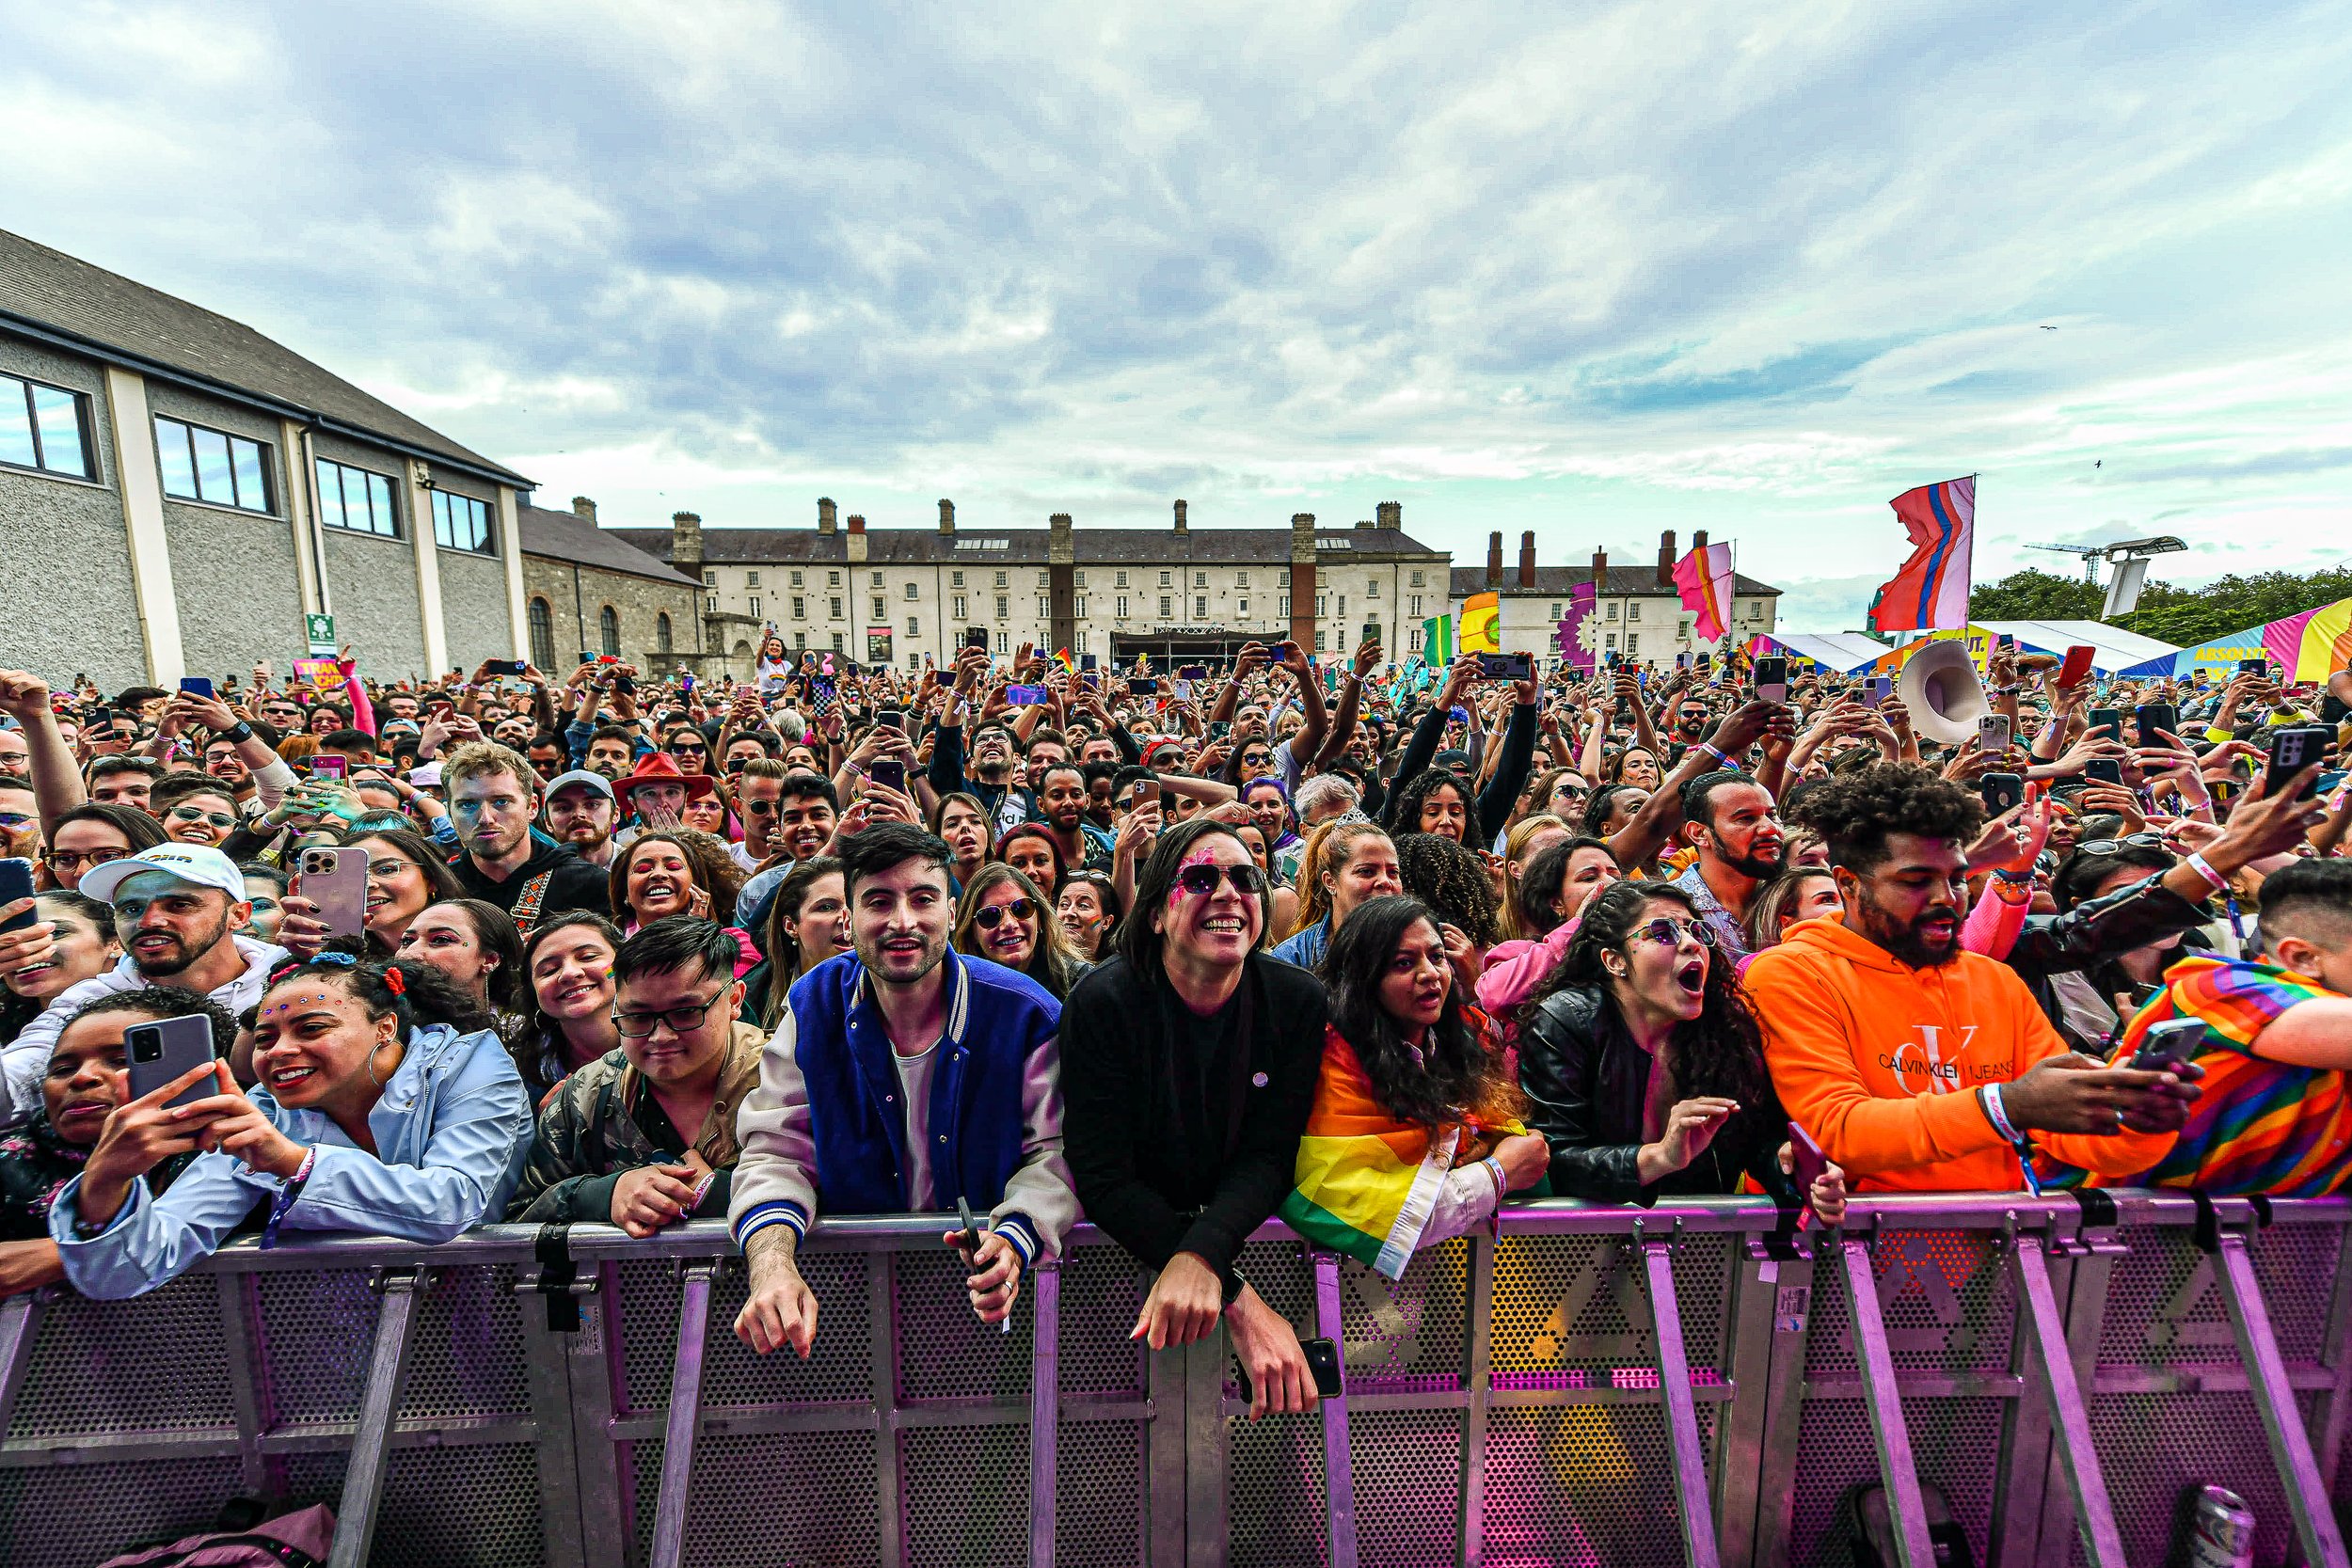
[1979,1084,2023,1143]
[2184,852,2229,894]
[261,1145,318,1250]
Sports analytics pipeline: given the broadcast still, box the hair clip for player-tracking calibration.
[384,966,406,995]
[306,952,358,968]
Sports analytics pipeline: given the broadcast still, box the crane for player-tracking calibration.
[2026,536,2190,617]
[2026,543,2105,583]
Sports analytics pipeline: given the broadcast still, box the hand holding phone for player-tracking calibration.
[126,1014,221,1110]
[955,1197,1012,1335]
[2127,1017,2204,1076]
[1787,1119,1833,1229]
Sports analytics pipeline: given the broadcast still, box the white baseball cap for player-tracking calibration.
[80,842,248,906]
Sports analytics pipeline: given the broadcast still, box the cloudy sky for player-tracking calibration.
[8,1,2351,629]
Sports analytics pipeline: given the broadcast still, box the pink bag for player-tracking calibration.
[95,1503,336,1567]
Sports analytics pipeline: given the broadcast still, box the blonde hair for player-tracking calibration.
[1287,818,1392,941]
[441,740,538,797]
[1498,814,1569,942]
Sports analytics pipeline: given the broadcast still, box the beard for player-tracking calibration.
[1851,884,1961,969]
[1719,842,1785,882]
[134,910,232,978]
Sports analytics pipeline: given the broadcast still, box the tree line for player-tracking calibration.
[1968,564,2352,648]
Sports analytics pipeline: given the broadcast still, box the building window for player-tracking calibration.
[155,417,271,513]
[1159,571,1171,588]
[1073,596,1087,618]
[314,458,400,538]
[1550,603,1563,620]
[1193,571,1207,589]
[1409,626,1423,653]
[1366,579,1378,598]
[828,571,841,588]
[1606,602,1620,621]
[908,653,922,673]
[1195,595,1208,619]
[1159,595,1173,618]
[792,596,805,620]
[1315,595,1328,618]
[1338,594,1346,618]
[994,571,1009,589]
[0,372,93,479]
[1074,572,1087,590]
[706,594,719,613]
[907,616,920,637]
[746,571,760,588]
[794,630,806,651]
[1678,618,1692,640]
[903,581,918,600]
[871,596,885,620]
[1038,597,1050,620]
[1409,570,1424,588]
[995,630,1009,654]
[1628,633,1640,654]
[832,632,844,653]
[430,489,494,553]
[749,596,762,618]
[657,613,674,655]
[1605,632,1618,651]
[598,606,620,656]
[1315,629,1327,652]
[1038,572,1050,590]
[996,595,1009,619]
[528,597,555,671]
[1116,571,1129,589]
[952,594,967,620]
[1236,572,1249,589]
[1076,629,1089,654]
[1279,594,1291,617]
[1629,602,1642,622]
[951,570,964,588]
[1116,595,1129,619]
[830,597,843,619]
[1408,595,1422,617]
[1237,597,1248,615]
[871,571,883,588]
[790,570,803,588]
[703,569,717,586]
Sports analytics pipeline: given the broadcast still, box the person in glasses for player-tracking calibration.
[509,918,764,1231]
[733,823,1075,1358]
[1518,881,1845,1222]
[35,804,165,894]
[1060,818,1327,1422]
[952,863,1084,1001]
[4,844,285,1121]
[147,776,245,848]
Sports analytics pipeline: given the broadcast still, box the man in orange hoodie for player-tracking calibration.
[1747,764,2197,1193]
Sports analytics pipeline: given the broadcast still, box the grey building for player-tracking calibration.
[1451,528,1782,667]
[518,497,712,677]
[0,228,532,690]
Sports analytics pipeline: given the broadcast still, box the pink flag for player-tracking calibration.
[1867,476,1976,633]
[1554,582,1597,670]
[1672,542,1737,642]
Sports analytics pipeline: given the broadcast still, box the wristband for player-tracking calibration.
[2184,852,2229,894]
[1481,1156,1509,1238]
[261,1145,318,1250]
[1703,743,1735,769]
[1978,1083,2023,1143]
[1991,867,2033,884]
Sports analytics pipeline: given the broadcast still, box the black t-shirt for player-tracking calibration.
[448,840,612,925]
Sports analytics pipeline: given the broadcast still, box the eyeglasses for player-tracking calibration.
[45,847,129,871]
[974,897,1038,929]
[2079,833,2167,856]
[612,991,730,1037]
[1627,916,1715,949]
[168,805,240,830]
[1173,863,1271,898]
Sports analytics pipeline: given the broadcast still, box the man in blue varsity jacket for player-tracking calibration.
[729,821,1077,1357]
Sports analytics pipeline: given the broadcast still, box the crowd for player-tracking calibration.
[0,632,2348,1418]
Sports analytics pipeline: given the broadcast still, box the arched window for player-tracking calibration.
[528,597,554,673]
[598,606,620,657]
[656,611,674,656]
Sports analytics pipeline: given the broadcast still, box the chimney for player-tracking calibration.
[817,497,837,536]
[846,512,867,564]
[1486,531,1503,590]
[1356,516,1375,531]
[1376,500,1402,531]
[671,511,702,575]
[938,499,956,535]
[570,496,596,523]
[1518,531,1536,590]
[1288,515,1317,650]
[1173,499,1188,534]
[1656,529,1677,588]
[1591,546,1609,581]
[1692,529,1708,555]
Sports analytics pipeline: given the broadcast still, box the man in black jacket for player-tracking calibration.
[441,742,611,929]
[1060,817,1327,1421]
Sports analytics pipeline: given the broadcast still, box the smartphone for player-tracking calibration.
[1235,1335,1343,1403]
[125,1014,218,1109]
[2085,758,2124,786]
[612,673,636,695]
[2134,704,2179,748]
[1753,656,1789,705]
[2060,645,2096,687]
[1359,622,1381,647]
[1787,1120,1831,1226]
[1005,685,1049,707]
[1082,672,1100,690]
[868,758,906,795]
[2238,657,2270,677]
[179,676,215,700]
[1677,653,1692,671]
[1997,633,2017,651]
[877,707,906,733]
[2127,1017,2205,1075]
[310,753,347,782]
[964,626,992,652]
[1179,665,1207,681]
[1695,652,1713,670]
[2265,725,2328,799]
[1171,680,1194,703]
[2085,707,2122,744]
[1978,713,2012,753]
[1979,772,2025,816]
[1863,675,1892,705]
[486,658,526,677]
[1134,776,1160,808]
[0,858,36,932]
[295,846,368,941]
[1477,651,1534,681]
[1130,677,1160,696]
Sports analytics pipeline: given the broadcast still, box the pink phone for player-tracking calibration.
[1788,1119,1831,1227]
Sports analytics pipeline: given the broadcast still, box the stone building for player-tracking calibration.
[1450,528,1780,668]
[612,498,1454,670]
[516,497,715,677]
[0,228,533,689]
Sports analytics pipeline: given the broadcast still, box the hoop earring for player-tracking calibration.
[366,1032,396,1088]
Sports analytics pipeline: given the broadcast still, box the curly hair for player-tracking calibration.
[1386,768,1475,843]
[1322,895,1521,1129]
[1525,880,1768,1104]
[1581,784,1648,837]
[611,830,743,929]
[1514,834,1618,939]
[1396,832,1501,948]
[1788,763,1985,877]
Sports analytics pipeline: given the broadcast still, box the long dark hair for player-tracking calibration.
[415,897,527,1014]
[1113,818,1269,975]
[1513,835,1616,939]
[337,826,464,957]
[1527,880,1767,1103]
[1324,895,1515,1129]
[262,953,494,1040]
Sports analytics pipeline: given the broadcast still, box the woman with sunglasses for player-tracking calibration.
[1055,868,1120,964]
[1281,895,1549,1274]
[150,779,244,848]
[50,954,532,1297]
[1517,882,1846,1224]
[1061,819,1327,1422]
[952,863,1084,1000]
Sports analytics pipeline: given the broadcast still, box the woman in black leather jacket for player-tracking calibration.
[1516,881,1845,1221]
[2018,841,2214,1049]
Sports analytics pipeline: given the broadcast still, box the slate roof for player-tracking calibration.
[0,228,527,485]
[609,525,1450,567]
[517,504,702,588]
[1450,565,1782,598]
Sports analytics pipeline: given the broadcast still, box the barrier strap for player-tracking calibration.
[535,1223,580,1333]
[2190,1190,2221,1254]
[2069,1188,2120,1232]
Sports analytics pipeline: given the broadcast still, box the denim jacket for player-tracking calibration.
[51,1023,532,1298]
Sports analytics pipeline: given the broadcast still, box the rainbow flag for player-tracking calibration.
[1053,647,1076,674]
[1868,476,1976,632]
[1459,592,1502,654]
[1672,541,1736,641]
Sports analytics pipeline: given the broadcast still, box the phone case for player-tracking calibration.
[126,1015,218,1108]
[0,858,36,930]
[296,847,369,941]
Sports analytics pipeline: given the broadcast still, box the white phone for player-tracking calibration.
[1978,713,2012,753]
[295,847,368,942]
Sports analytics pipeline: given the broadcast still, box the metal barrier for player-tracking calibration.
[4,1194,2349,1567]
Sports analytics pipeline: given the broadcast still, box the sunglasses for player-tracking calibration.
[2078,832,2168,856]
[167,805,240,830]
[974,897,1038,929]
[1173,863,1270,898]
[1627,916,1715,949]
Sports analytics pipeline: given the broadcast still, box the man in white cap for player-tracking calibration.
[2,843,286,1118]
[544,768,621,869]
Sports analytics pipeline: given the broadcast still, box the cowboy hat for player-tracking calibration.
[613,751,716,801]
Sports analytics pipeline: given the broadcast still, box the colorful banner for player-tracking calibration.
[293,657,342,695]
[2121,595,2352,681]
[1855,625,1996,678]
[1554,582,1597,671]
[1672,542,1737,641]
[1459,592,1501,654]
[1867,475,1976,633]
[1422,612,1455,665]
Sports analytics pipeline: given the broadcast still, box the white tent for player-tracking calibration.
[1968,620,2181,674]
[1754,631,1895,673]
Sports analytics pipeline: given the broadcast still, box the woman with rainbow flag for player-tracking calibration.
[1282,895,1549,1277]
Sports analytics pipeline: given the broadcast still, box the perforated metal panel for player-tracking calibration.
[1056,1418,1147,1566]
[630,1430,883,1566]
[1349,1407,1465,1566]
[902,1424,1032,1566]
[12,1273,236,1436]
[280,1443,545,1568]
[1786,1395,2004,1568]
[0,1453,246,1568]
[398,1263,532,1419]
[2071,1388,2315,1568]
[1483,1402,1714,1565]
[1804,1229,2013,1378]
[894,1245,1037,1402]
[1057,1243,1148,1399]
[627,1249,874,1410]
[253,1265,386,1425]
[1228,1408,1328,1566]
[1336,1239,1470,1389]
